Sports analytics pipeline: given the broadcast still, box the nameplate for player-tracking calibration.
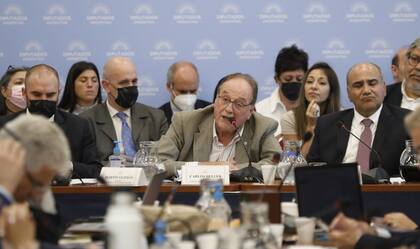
[100,167,148,186]
[181,164,230,185]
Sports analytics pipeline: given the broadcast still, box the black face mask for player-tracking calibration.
[281,82,302,101]
[28,100,57,118]
[115,86,138,109]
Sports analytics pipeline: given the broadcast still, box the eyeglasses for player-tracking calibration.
[217,95,252,110]
[408,54,420,67]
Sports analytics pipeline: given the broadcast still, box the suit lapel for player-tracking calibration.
[193,114,213,161]
[96,104,117,142]
[131,105,148,144]
[371,105,391,167]
[234,119,254,164]
[336,110,354,162]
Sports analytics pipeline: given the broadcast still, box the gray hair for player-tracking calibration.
[166,61,199,86]
[0,115,71,175]
[405,106,420,131]
[407,38,420,58]
[346,62,384,85]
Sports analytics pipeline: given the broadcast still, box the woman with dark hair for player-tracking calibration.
[281,62,341,157]
[58,61,102,114]
[0,66,29,115]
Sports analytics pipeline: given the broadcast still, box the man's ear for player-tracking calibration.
[102,80,111,93]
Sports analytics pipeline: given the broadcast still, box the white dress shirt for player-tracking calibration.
[401,80,420,110]
[255,87,287,137]
[342,105,383,164]
[209,121,244,162]
[106,100,132,154]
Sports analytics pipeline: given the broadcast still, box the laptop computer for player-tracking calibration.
[294,163,364,223]
[142,171,166,205]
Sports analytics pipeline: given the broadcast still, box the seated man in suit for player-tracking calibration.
[0,114,71,248]
[307,62,410,176]
[385,37,420,110]
[159,61,211,125]
[81,56,168,164]
[158,73,281,178]
[328,109,420,248]
[0,64,101,178]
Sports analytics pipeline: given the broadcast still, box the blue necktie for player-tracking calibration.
[116,112,136,158]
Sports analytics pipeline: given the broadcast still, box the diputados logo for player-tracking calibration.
[389,3,418,22]
[346,2,374,23]
[236,40,264,60]
[106,41,135,57]
[0,5,27,25]
[138,76,159,97]
[19,41,48,61]
[149,41,178,60]
[43,4,71,25]
[87,4,114,25]
[173,4,201,24]
[322,40,350,59]
[193,40,221,60]
[130,4,158,24]
[365,39,393,58]
[259,4,288,24]
[63,41,91,61]
[303,3,331,23]
[216,4,245,24]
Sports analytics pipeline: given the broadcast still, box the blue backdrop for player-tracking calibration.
[0,0,419,108]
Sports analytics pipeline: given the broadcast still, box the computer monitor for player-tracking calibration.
[295,163,364,223]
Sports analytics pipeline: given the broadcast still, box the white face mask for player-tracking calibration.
[173,93,197,111]
[9,85,26,109]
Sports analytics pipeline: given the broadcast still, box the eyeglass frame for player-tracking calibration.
[407,53,420,67]
[216,95,253,111]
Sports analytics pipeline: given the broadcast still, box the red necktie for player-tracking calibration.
[356,119,373,172]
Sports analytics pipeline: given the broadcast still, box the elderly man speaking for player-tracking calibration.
[158,73,281,181]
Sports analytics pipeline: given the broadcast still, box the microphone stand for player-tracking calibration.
[230,120,263,183]
[337,121,389,183]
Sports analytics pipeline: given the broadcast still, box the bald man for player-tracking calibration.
[0,64,102,179]
[308,62,410,177]
[159,61,210,125]
[80,57,168,164]
[391,46,408,83]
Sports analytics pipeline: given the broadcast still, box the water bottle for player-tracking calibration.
[105,190,148,249]
[195,179,213,212]
[150,219,171,249]
[204,180,232,231]
[109,141,125,167]
[399,140,420,182]
[278,140,307,184]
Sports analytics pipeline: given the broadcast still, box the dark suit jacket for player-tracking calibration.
[356,231,420,249]
[80,102,168,163]
[384,81,403,107]
[159,99,211,125]
[307,104,410,176]
[0,110,102,178]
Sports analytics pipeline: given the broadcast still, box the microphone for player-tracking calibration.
[230,120,263,183]
[337,121,389,183]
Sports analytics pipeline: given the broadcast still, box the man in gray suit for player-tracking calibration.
[158,73,281,177]
[81,57,168,164]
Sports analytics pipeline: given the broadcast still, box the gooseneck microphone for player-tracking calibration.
[230,120,263,183]
[336,121,389,183]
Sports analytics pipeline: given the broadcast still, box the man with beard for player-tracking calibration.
[0,64,101,179]
[256,44,309,139]
[81,56,168,164]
